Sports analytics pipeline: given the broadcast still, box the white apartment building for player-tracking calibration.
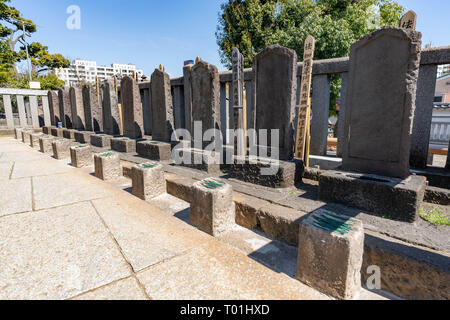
[437,64,450,78]
[54,59,144,86]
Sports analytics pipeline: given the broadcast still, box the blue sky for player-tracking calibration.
[9,0,450,77]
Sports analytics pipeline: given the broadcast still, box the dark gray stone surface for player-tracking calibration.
[136,140,172,161]
[447,140,450,170]
[183,64,193,133]
[47,91,60,126]
[190,60,221,148]
[230,156,296,188]
[150,68,175,143]
[102,79,121,136]
[424,186,450,205]
[253,45,297,161]
[411,167,450,189]
[176,147,221,174]
[74,131,94,144]
[318,171,426,223]
[121,76,144,139]
[90,134,112,148]
[69,86,86,130]
[111,137,138,153]
[342,27,422,179]
[62,129,76,140]
[82,84,102,132]
[58,87,72,128]
[51,127,64,138]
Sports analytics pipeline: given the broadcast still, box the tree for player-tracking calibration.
[216,0,405,114]
[18,42,70,74]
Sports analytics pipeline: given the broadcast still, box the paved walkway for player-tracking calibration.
[0,137,330,300]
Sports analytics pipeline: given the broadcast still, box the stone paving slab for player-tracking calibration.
[32,172,112,211]
[137,242,328,300]
[11,159,72,179]
[0,150,48,163]
[0,161,13,180]
[0,202,131,300]
[0,178,32,217]
[71,277,148,300]
[91,196,215,272]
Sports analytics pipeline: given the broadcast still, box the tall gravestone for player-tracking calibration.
[446,140,450,170]
[319,27,426,223]
[58,87,72,128]
[150,67,174,142]
[253,45,297,161]
[190,59,221,148]
[47,91,60,126]
[102,78,121,136]
[69,86,86,131]
[82,84,102,132]
[232,48,246,156]
[342,27,422,179]
[121,76,144,139]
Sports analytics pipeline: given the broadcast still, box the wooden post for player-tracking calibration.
[295,35,315,167]
[399,10,417,30]
[232,48,246,155]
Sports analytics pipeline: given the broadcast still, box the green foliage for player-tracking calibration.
[419,207,450,226]
[36,72,65,90]
[216,0,405,113]
[18,42,70,74]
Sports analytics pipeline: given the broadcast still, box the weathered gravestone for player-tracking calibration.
[229,45,298,188]
[47,91,60,126]
[446,140,450,170]
[91,79,121,148]
[110,76,144,153]
[319,27,426,222]
[137,67,174,161]
[232,48,246,156]
[69,86,86,131]
[176,59,221,172]
[58,87,72,128]
[82,84,103,133]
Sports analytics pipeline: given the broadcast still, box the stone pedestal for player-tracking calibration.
[131,162,166,200]
[39,135,55,154]
[63,129,76,140]
[14,128,23,140]
[51,127,64,138]
[318,171,426,223]
[74,131,94,144]
[94,151,121,181]
[111,137,138,153]
[52,138,76,160]
[21,130,32,144]
[30,133,43,148]
[136,140,172,161]
[90,134,113,148]
[191,178,235,236]
[70,145,92,168]
[175,148,221,174]
[42,126,52,135]
[296,209,364,300]
[230,156,296,188]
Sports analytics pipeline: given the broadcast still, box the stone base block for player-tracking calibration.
[230,156,296,188]
[131,162,166,200]
[94,151,121,181]
[111,137,137,153]
[296,209,364,300]
[309,155,342,170]
[52,138,76,160]
[39,135,55,154]
[63,129,77,140]
[70,145,92,168]
[30,133,44,148]
[136,140,172,161]
[74,131,94,144]
[191,178,235,236]
[175,148,221,174]
[21,131,32,144]
[14,128,23,139]
[318,171,426,223]
[51,128,64,138]
[91,134,112,148]
[411,167,450,190]
[42,126,52,135]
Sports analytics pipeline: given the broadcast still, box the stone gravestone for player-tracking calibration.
[47,91,60,126]
[101,78,121,136]
[82,84,103,132]
[253,45,297,161]
[69,86,86,131]
[446,140,450,170]
[121,76,144,139]
[342,27,421,178]
[319,27,426,222]
[136,67,175,161]
[58,87,72,128]
[232,48,245,156]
